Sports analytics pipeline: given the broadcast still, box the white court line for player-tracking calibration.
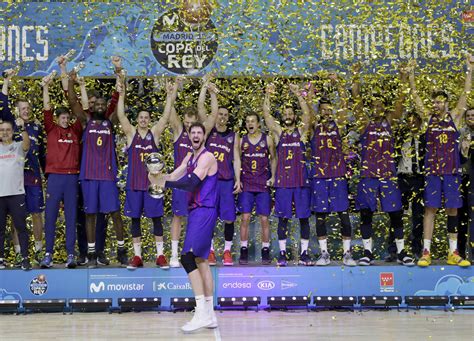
[214,326,222,341]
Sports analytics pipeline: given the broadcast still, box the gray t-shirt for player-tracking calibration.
[0,141,26,197]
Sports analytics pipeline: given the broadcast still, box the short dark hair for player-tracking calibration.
[15,98,30,106]
[183,107,199,120]
[431,90,449,101]
[55,106,70,117]
[318,97,332,108]
[87,90,101,99]
[245,112,260,122]
[189,121,206,135]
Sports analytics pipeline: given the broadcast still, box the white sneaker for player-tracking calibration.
[206,307,218,329]
[316,251,331,266]
[181,309,212,333]
[342,251,357,267]
[170,255,180,268]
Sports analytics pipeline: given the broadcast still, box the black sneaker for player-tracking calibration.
[88,252,98,269]
[261,247,271,265]
[97,251,110,266]
[34,250,43,265]
[117,248,128,267]
[21,258,32,271]
[299,250,314,266]
[397,249,415,266]
[239,247,248,265]
[14,253,22,268]
[359,250,374,266]
[0,259,5,269]
[277,250,287,266]
[384,251,397,262]
[77,253,88,266]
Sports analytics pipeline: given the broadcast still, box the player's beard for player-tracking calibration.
[92,110,106,120]
[192,139,204,150]
[283,118,295,127]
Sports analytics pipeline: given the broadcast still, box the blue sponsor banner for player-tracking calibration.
[0,1,471,76]
[1,266,473,307]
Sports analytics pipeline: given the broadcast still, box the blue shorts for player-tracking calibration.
[311,178,349,213]
[238,191,271,216]
[424,175,462,209]
[124,189,164,218]
[217,180,236,222]
[182,207,217,259]
[172,188,189,216]
[275,187,311,218]
[81,180,120,214]
[25,185,44,213]
[356,178,402,212]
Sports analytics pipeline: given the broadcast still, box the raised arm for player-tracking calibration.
[151,78,181,144]
[233,134,242,194]
[203,82,219,139]
[197,78,208,123]
[116,77,134,143]
[77,76,89,111]
[452,54,473,127]
[267,134,277,187]
[16,118,30,152]
[388,65,409,125]
[67,71,87,127]
[289,83,312,135]
[58,55,69,91]
[263,83,281,137]
[408,61,429,119]
[1,70,15,123]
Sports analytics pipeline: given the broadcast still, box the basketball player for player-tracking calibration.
[236,112,277,265]
[68,69,127,268]
[149,122,218,332]
[303,74,358,266]
[116,77,180,269]
[409,55,472,267]
[352,63,414,266]
[199,82,239,266]
[263,82,313,266]
[2,71,45,265]
[167,79,218,267]
[40,73,83,268]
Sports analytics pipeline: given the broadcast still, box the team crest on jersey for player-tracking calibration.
[146,134,152,141]
[227,136,233,143]
[259,141,266,148]
[67,133,71,137]
[183,132,188,137]
[33,126,39,131]
[213,132,217,137]
[243,142,249,149]
[381,120,388,128]
[292,131,298,137]
[102,121,108,126]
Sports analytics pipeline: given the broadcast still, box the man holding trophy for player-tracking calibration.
[149,118,219,332]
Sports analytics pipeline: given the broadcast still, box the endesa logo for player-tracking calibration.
[257,280,275,291]
[222,282,252,289]
[89,281,145,293]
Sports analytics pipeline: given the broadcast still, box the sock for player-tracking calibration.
[448,239,457,253]
[14,245,21,254]
[133,242,142,257]
[205,296,214,312]
[318,239,328,253]
[224,241,232,251]
[279,240,286,251]
[195,295,205,310]
[156,241,164,256]
[395,239,404,254]
[343,239,351,254]
[423,239,431,252]
[88,243,95,253]
[262,242,270,248]
[34,241,43,252]
[210,239,214,252]
[301,239,309,252]
[171,240,179,257]
[241,240,248,248]
[362,238,372,252]
[117,240,125,249]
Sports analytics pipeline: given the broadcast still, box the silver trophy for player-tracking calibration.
[146,153,165,199]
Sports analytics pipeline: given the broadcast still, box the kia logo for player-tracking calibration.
[257,280,275,290]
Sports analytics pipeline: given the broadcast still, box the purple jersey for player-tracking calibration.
[80,119,118,181]
[205,128,235,180]
[424,113,460,175]
[126,130,159,191]
[23,122,44,186]
[173,127,192,169]
[275,128,309,187]
[311,121,346,179]
[241,133,270,192]
[360,119,397,178]
[186,149,218,209]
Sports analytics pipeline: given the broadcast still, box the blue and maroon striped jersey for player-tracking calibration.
[79,119,118,181]
[186,149,218,209]
[205,128,235,180]
[126,130,159,191]
[424,113,460,175]
[311,121,346,179]
[241,133,270,192]
[173,127,192,169]
[360,119,397,178]
[275,128,309,187]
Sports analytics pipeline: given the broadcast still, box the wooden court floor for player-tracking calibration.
[0,309,472,340]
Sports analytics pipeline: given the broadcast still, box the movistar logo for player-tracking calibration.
[90,282,105,293]
[90,281,145,293]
